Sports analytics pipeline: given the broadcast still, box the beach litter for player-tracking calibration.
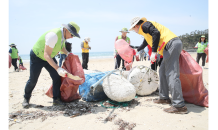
[114,118,136,130]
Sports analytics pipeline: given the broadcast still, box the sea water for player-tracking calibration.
[19,52,114,62]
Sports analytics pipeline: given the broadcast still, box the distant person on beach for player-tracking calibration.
[9,43,19,72]
[59,41,72,67]
[194,35,208,69]
[81,37,91,70]
[18,56,23,66]
[22,22,81,108]
[139,49,145,61]
[129,17,188,114]
[114,28,131,70]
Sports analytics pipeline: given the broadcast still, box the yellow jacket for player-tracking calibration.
[138,20,177,56]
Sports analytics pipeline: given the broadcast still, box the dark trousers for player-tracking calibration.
[59,54,67,67]
[196,53,206,66]
[24,50,61,100]
[115,54,125,69]
[151,58,163,71]
[12,59,18,70]
[82,53,89,69]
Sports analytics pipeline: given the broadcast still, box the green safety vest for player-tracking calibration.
[32,28,65,61]
[118,35,130,44]
[197,42,208,53]
[116,35,130,52]
[11,48,18,59]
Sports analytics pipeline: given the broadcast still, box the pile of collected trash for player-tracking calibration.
[79,66,159,104]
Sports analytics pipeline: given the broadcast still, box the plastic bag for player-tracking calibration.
[204,45,209,63]
[19,65,27,70]
[179,50,208,107]
[115,39,135,63]
[46,53,85,102]
[79,72,110,102]
[9,55,12,68]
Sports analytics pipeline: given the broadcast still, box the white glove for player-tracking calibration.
[57,67,68,77]
[150,52,157,62]
[134,49,138,53]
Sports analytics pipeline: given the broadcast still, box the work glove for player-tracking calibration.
[89,46,91,50]
[57,67,68,77]
[150,52,157,62]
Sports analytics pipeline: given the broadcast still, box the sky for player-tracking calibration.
[8,0,209,54]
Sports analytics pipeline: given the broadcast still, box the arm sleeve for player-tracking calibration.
[141,21,160,52]
[195,43,198,48]
[45,32,58,48]
[9,48,12,53]
[81,42,84,48]
[137,39,148,52]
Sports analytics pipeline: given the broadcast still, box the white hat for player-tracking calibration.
[84,37,91,42]
[129,17,147,31]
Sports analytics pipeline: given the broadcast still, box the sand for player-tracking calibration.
[8,52,209,130]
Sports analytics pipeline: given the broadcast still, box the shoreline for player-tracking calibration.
[21,51,198,63]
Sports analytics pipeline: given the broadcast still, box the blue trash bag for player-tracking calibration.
[79,71,111,102]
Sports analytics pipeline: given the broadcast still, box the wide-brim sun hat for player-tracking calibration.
[9,43,16,47]
[84,37,91,42]
[62,21,80,38]
[119,28,129,33]
[129,17,147,31]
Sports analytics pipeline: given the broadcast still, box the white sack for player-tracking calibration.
[128,65,159,96]
[102,74,136,102]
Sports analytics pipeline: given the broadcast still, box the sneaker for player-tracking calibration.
[202,66,205,69]
[163,106,188,114]
[53,98,65,107]
[22,98,30,109]
[153,98,171,104]
[16,69,19,72]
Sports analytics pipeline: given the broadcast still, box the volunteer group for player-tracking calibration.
[9,17,208,114]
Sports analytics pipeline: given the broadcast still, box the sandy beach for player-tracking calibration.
[8,52,209,130]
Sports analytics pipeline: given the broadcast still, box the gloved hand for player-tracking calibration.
[57,67,68,77]
[134,49,138,53]
[150,52,157,62]
[89,46,91,49]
